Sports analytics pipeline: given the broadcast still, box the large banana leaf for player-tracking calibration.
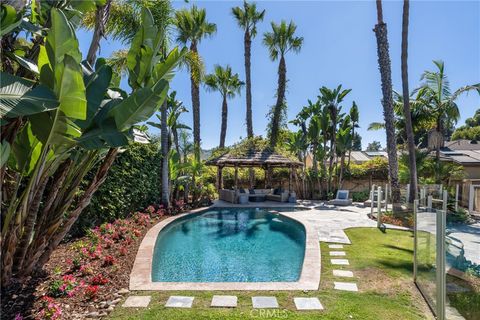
[76,61,112,129]
[151,47,186,83]
[127,8,163,89]
[0,4,22,37]
[55,54,86,120]
[45,9,82,69]
[78,118,130,150]
[109,79,169,132]
[0,72,58,118]
[11,122,43,175]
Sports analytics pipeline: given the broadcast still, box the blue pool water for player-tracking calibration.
[151,208,306,282]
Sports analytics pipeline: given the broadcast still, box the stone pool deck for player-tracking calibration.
[212,199,408,244]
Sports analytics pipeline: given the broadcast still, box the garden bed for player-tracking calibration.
[1,203,189,320]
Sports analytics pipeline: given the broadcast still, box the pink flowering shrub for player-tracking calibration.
[48,275,80,297]
[90,274,109,285]
[79,264,94,277]
[37,297,62,320]
[102,255,116,267]
[84,285,99,300]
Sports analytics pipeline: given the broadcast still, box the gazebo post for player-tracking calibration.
[264,165,269,188]
[234,165,238,190]
[216,165,224,191]
[289,165,292,192]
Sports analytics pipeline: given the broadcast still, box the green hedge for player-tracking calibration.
[72,141,161,236]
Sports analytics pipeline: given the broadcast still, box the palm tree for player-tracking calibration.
[416,61,480,182]
[175,5,217,161]
[373,0,401,209]
[204,65,245,148]
[347,101,359,168]
[318,85,351,195]
[263,20,303,149]
[401,0,417,204]
[232,1,265,138]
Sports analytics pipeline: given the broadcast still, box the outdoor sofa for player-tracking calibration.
[219,188,290,203]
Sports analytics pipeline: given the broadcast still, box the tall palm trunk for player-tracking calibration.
[86,0,111,66]
[219,95,228,148]
[160,100,170,208]
[270,55,286,149]
[374,0,401,211]
[244,30,255,187]
[401,0,417,204]
[244,30,253,138]
[190,42,201,161]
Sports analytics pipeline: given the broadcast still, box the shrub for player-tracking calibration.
[38,296,62,320]
[84,285,99,300]
[447,208,471,224]
[48,275,79,298]
[351,190,370,202]
[91,274,109,285]
[72,141,162,236]
[102,255,116,267]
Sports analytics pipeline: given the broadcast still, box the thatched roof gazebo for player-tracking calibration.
[205,149,303,191]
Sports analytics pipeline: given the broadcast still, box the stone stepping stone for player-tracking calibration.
[333,270,354,278]
[334,282,358,292]
[331,259,349,265]
[165,296,194,308]
[328,244,344,249]
[294,297,324,310]
[252,296,279,309]
[211,295,237,308]
[122,296,151,308]
[329,251,346,256]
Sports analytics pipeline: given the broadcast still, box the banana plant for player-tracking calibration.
[1,5,185,287]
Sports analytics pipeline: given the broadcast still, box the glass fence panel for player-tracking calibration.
[415,204,439,314]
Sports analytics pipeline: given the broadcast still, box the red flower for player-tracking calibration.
[84,285,99,300]
[91,274,109,285]
[102,255,116,267]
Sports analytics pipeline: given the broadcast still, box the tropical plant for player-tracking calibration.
[347,101,359,168]
[318,85,351,194]
[231,0,265,139]
[204,65,244,148]
[415,60,480,182]
[175,5,217,161]
[263,20,303,148]
[373,0,401,210]
[367,141,382,151]
[0,5,184,287]
[452,109,480,141]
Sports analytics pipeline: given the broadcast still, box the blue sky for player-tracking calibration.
[77,0,480,150]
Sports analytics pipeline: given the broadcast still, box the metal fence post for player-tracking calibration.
[427,195,433,211]
[436,208,446,320]
[406,183,410,204]
[377,186,382,228]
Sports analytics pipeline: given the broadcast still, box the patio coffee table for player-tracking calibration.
[249,194,266,202]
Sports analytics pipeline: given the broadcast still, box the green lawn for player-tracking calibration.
[110,228,432,320]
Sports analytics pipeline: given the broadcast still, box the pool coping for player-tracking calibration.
[129,206,321,291]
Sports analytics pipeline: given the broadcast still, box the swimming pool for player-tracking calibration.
[151,207,306,282]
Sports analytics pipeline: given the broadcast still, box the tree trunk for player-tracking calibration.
[86,0,111,66]
[161,100,170,208]
[401,0,417,204]
[270,55,287,149]
[374,0,402,211]
[244,31,253,138]
[13,173,49,273]
[244,31,256,187]
[35,148,118,269]
[219,95,228,148]
[190,42,201,161]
